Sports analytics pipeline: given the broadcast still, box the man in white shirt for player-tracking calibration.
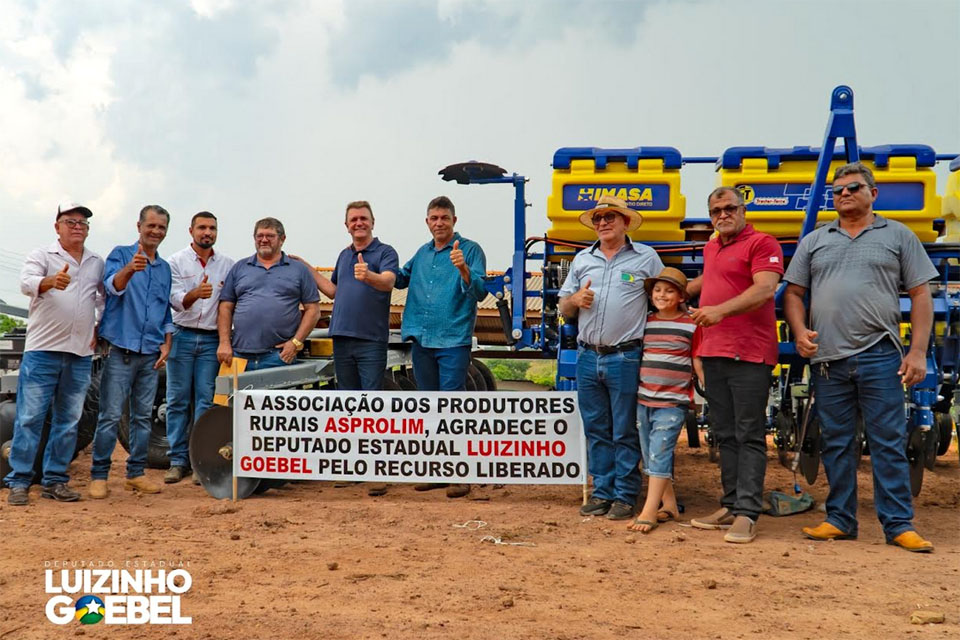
[4,203,104,505]
[164,211,234,483]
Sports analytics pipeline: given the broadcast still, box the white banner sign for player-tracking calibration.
[233,390,585,484]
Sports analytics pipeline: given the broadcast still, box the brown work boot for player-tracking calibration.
[89,479,109,499]
[367,483,388,497]
[690,507,735,530]
[802,521,856,541]
[125,476,161,494]
[445,484,471,498]
[7,486,29,506]
[724,515,757,544]
[164,466,190,484]
[888,530,934,553]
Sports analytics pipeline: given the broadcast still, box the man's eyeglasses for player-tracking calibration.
[831,182,868,196]
[591,212,620,226]
[59,219,90,229]
[708,204,741,218]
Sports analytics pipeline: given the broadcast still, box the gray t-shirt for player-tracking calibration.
[783,215,937,363]
[559,238,664,346]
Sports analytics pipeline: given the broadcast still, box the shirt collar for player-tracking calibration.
[826,213,888,232]
[188,244,217,261]
[47,240,95,264]
[427,232,461,253]
[351,237,381,254]
[246,251,289,267]
[588,235,635,255]
[714,224,755,247]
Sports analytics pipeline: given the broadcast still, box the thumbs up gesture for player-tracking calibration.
[52,263,71,290]
[353,252,369,281]
[195,274,213,299]
[449,239,465,269]
[129,245,148,272]
[574,278,594,309]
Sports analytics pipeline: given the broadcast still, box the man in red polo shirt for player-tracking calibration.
[685,186,783,543]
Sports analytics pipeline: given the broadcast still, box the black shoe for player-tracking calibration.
[579,497,613,516]
[8,486,29,506]
[164,466,190,484]
[605,501,636,520]
[41,483,80,502]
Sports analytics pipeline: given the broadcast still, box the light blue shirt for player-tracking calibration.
[559,238,664,346]
[100,241,174,354]
[395,232,486,348]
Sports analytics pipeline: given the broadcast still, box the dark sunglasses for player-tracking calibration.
[708,204,741,218]
[831,182,868,195]
[591,212,621,226]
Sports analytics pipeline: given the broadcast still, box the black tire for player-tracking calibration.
[467,364,486,391]
[472,359,497,391]
[117,370,170,469]
[464,368,477,391]
[395,370,417,391]
[685,409,700,448]
[936,412,952,456]
[76,368,102,452]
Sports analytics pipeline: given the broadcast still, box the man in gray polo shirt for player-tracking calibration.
[783,161,937,553]
[217,217,321,371]
[559,195,664,520]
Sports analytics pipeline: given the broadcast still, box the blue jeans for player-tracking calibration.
[333,337,387,391]
[4,351,92,488]
[411,343,471,391]
[165,328,220,468]
[637,404,686,479]
[235,349,291,371]
[576,347,642,505]
[91,347,159,480]
[812,338,913,540]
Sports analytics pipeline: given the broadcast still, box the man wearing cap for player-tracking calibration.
[784,162,937,552]
[687,187,783,543]
[217,217,321,372]
[4,204,103,505]
[163,211,235,484]
[89,205,174,499]
[394,195,486,499]
[558,195,664,521]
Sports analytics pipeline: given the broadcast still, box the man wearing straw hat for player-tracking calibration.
[559,195,664,521]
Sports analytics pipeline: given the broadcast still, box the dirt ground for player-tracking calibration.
[1,389,958,639]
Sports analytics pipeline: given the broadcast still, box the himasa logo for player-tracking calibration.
[45,569,192,625]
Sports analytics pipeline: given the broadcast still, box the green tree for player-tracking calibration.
[0,314,25,334]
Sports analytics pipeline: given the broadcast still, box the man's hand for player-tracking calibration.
[450,240,465,269]
[51,263,71,290]
[276,340,299,364]
[129,245,148,272]
[217,342,233,367]
[689,305,725,327]
[354,253,369,281]
[194,274,213,299]
[795,329,819,359]
[572,278,594,309]
[154,342,170,370]
[899,350,927,387]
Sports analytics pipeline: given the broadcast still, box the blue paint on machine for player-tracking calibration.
[562,183,671,211]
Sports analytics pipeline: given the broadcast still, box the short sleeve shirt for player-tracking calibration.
[558,239,664,346]
[329,238,399,343]
[220,253,321,353]
[697,225,783,366]
[783,215,937,363]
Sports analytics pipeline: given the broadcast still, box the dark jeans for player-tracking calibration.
[576,346,642,505]
[411,343,471,391]
[701,357,772,520]
[234,349,291,372]
[166,328,219,468]
[333,337,387,391]
[812,339,913,540]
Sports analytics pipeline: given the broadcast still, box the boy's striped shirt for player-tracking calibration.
[639,312,700,408]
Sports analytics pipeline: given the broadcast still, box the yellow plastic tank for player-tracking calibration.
[717,145,941,241]
[942,156,960,242]
[546,147,686,246]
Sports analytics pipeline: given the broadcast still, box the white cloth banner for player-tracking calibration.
[233,390,585,484]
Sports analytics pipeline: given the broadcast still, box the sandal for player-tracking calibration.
[627,518,659,534]
[656,510,679,523]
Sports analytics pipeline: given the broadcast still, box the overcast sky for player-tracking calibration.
[1,0,958,309]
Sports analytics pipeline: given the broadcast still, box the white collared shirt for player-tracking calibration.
[20,241,105,356]
[168,245,235,331]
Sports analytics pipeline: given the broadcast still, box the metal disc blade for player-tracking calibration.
[800,417,821,485]
[907,428,925,497]
[189,405,260,500]
[923,427,940,471]
[253,479,287,494]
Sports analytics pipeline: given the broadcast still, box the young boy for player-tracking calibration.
[628,267,702,533]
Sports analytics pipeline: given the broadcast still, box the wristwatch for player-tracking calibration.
[291,338,304,350]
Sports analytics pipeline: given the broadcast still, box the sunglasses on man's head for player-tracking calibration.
[831,182,868,195]
[591,212,621,226]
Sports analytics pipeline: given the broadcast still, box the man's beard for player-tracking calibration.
[195,240,214,249]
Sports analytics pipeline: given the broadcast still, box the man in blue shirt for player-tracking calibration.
[395,196,487,498]
[90,205,174,499]
[218,217,320,371]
